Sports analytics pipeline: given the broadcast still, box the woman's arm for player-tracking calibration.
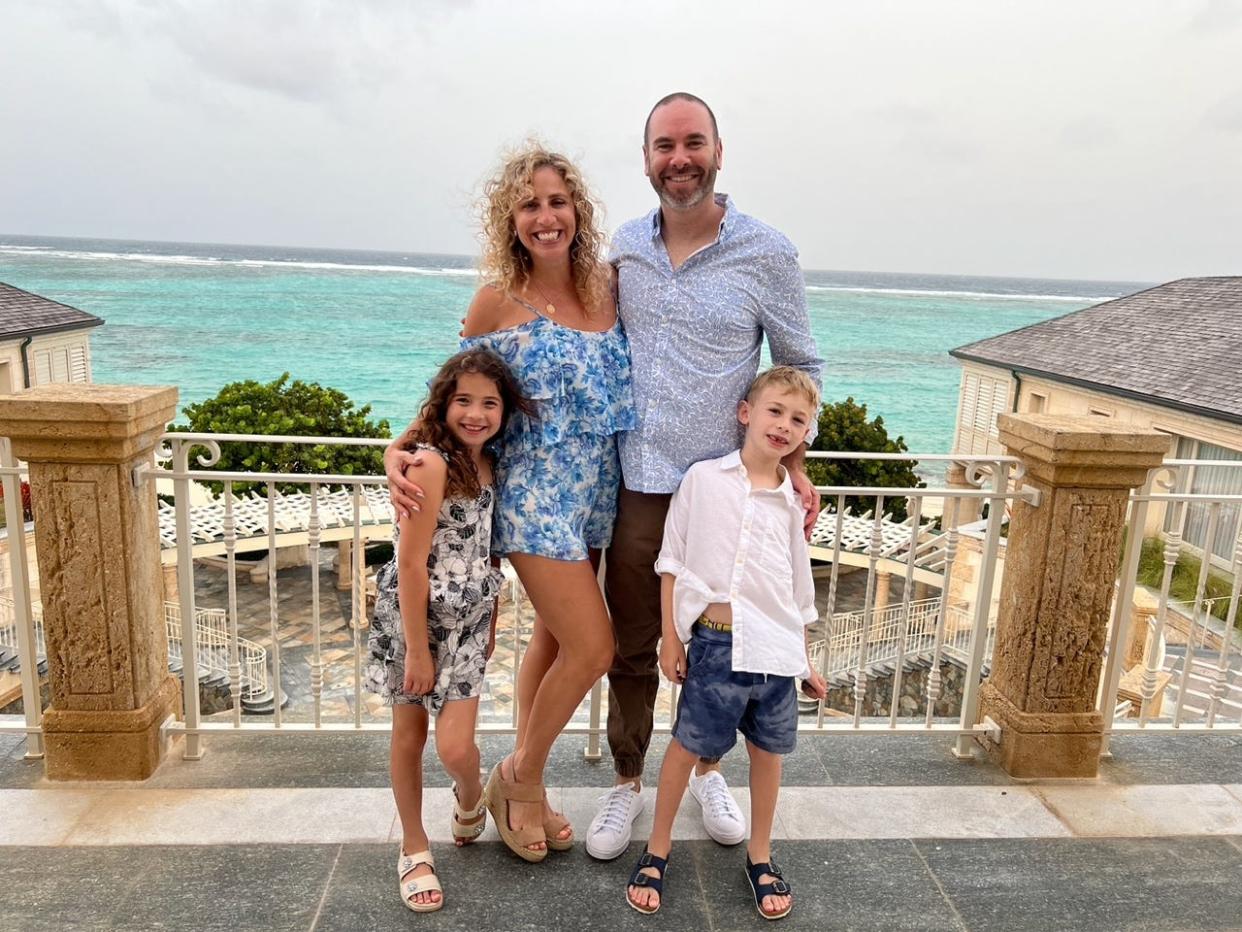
[396,455,448,695]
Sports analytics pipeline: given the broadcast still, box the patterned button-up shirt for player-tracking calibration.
[611,194,824,493]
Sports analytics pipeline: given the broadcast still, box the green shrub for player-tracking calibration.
[172,374,391,496]
[1135,537,1236,624]
[805,396,924,522]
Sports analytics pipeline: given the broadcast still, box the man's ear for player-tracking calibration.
[737,399,750,426]
[715,136,724,171]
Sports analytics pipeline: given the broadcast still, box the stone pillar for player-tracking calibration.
[945,460,983,526]
[975,414,1169,778]
[0,385,181,780]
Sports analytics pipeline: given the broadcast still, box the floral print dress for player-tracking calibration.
[365,445,503,713]
[461,307,636,561]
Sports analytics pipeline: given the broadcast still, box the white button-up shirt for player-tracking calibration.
[655,450,818,677]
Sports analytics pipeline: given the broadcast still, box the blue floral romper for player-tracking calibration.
[461,303,635,561]
[364,445,504,713]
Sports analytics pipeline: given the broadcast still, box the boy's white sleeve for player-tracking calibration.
[654,470,693,578]
[791,507,818,626]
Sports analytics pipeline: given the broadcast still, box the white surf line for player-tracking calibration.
[3,784,1241,847]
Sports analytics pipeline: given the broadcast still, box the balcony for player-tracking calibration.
[1,386,1240,930]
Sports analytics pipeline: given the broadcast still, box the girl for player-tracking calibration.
[365,347,532,913]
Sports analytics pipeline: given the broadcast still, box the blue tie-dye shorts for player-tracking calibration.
[671,625,798,758]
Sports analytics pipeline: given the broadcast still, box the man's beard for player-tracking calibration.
[653,164,717,211]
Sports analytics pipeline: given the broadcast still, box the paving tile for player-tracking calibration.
[314,841,713,931]
[811,733,1016,786]
[62,787,396,845]
[0,844,338,932]
[0,787,100,845]
[1034,783,1242,836]
[697,838,966,932]
[917,836,1242,931]
[1099,733,1242,785]
[776,786,1069,840]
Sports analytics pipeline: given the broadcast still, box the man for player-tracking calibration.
[585,92,824,860]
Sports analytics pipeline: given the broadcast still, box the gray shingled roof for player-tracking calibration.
[0,282,104,339]
[950,277,1242,426]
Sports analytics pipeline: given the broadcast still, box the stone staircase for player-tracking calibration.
[1161,646,1242,720]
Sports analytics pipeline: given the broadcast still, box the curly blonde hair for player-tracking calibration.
[478,142,610,314]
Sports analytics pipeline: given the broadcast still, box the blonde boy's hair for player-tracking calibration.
[745,366,820,409]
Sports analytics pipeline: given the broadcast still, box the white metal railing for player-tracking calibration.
[148,435,1034,762]
[0,439,42,755]
[0,596,45,660]
[810,599,984,679]
[1101,457,1242,742]
[164,602,270,700]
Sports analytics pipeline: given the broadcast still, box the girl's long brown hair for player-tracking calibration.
[398,348,532,500]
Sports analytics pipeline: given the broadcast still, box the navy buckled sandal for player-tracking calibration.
[745,855,792,920]
[626,847,669,915]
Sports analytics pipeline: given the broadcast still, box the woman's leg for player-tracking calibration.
[502,552,615,842]
[391,703,437,907]
[435,697,485,846]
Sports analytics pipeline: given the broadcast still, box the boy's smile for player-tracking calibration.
[738,386,815,465]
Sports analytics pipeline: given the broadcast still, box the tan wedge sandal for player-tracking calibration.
[543,790,574,852]
[452,782,487,846]
[483,760,547,863]
[397,848,443,913]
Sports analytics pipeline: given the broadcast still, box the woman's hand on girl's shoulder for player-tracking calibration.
[396,453,447,536]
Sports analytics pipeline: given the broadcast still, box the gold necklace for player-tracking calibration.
[528,280,559,316]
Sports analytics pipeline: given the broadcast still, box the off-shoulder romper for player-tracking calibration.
[461,302,635,561]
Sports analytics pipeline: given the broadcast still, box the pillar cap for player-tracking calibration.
[0,384,178,463]
[997,413,1170,487]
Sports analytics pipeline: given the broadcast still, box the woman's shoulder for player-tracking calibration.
[463,284,537,338]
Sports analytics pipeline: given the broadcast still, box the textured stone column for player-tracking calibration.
[976,414,1169,778]
[0,385,180,780]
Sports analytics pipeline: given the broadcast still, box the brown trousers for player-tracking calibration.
[604,487,721,778]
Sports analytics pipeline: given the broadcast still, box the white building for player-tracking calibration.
[949,276,1242,567]
[0,282,102,392]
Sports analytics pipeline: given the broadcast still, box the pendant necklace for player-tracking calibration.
[529,280,558,316]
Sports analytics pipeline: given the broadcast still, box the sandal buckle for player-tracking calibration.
[772,880,790,895]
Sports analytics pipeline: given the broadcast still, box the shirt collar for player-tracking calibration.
[719,449,798,504]
[649,193,734,241]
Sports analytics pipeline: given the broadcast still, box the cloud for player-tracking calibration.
[1204,91,1242,132]
[1059,117,1119,149]
[40,0,465,104]
[1187,0,1242,34]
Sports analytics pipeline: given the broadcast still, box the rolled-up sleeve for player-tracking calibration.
[789,510,818,627]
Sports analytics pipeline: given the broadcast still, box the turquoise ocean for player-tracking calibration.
[0,234,1149,455]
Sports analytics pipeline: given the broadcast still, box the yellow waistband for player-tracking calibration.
[694,615,732,632]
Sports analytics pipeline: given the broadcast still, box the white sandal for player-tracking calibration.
[452,782,487,845]
[397,848,443,913]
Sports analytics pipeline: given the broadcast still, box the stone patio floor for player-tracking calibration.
[2,730,1240,931]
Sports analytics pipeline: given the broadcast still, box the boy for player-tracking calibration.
[625,366,828,920]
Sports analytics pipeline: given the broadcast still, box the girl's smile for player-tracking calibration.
[446,371,504,449]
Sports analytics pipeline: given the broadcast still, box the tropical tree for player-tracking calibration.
[805,396,923,521]
[173,374,391,496]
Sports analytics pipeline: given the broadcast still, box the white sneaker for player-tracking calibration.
[688,769,746,845]
[585,784,646,861]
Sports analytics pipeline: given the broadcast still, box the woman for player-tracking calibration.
[386,143,633,860]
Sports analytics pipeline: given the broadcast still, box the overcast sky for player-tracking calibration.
[2,0,1240,281]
